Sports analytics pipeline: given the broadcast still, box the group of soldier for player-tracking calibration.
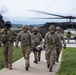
[0,21,66,72]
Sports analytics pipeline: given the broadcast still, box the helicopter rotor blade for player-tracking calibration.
[26,10,65,18]
[28,17,64,19]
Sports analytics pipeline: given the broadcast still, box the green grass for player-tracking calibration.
[58,47,76,75]
[0,47,23,70]
[11,28,22,31]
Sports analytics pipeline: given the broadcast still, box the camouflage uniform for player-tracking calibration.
[32,27,42,63]
[1,21,17,70]
[16,25,32,71]
[44,25,62,72]
[56,27,66,62]
[74,34,76,42]
[66,31,71,43]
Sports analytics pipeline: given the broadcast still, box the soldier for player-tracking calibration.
[66,31,71,43]
[32,27,42,63]
[44,25,62,72]
[0,21,17,70]
[56,27,66,62]
[16,25,32,71]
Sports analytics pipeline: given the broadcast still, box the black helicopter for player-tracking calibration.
[26,10,76,37]
[0,5,9,28]
[0,14,5,28]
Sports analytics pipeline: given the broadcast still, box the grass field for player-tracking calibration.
[0,47,23,70]
[11,28,22,31]
[58,47,76,75]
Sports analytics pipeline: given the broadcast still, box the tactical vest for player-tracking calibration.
[20,31,31,45]
[46,33,55,44]
[32,33,41,43]
[1,28,13,43]
[45,32,58,49]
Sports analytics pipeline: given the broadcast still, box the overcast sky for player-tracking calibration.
[0,0,76,24]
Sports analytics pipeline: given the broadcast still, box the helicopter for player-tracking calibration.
[0,5,9,28]
[0,14,5,28]
[26,10,76,37]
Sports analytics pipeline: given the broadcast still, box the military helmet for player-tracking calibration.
[5,21,11,28]
[32,27,39,32]
[22,24,28,30]
[56,26,61,31]
[49,25,56,31]
[5,21,11,24]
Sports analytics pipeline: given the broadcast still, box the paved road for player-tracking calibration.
[65,40,76,47]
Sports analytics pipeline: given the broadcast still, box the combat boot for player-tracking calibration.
[9,64,12,70]
[34,60,38,64]
[47,64,49,68]
[49,67,52,72]
[25,67,28,71]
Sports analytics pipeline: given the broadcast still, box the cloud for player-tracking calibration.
[0,0,76,24]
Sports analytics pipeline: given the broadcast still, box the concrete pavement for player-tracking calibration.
[65,40,76,47]
[0,50,63,75]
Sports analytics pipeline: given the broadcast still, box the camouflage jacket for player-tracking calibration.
[16,30,32,46]
[1,28,17,44]
[32,32,43,47]
[57,32,66,47]
[44,32,62,50]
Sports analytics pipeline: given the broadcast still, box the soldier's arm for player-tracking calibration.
[0,29,4,40]
[16,32,21,47]
[13,31,18,36]
[61,34,66,48]
[1,28,4,34]
[39,33,43,42]
[11,28,18,36]
[29,31,32,44]
[43,33,48,48]
[10,29,18,42]
[56,34,62,49]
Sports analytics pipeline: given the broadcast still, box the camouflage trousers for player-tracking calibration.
[67,38,70,44]
[3,42,13,67]
[33,42,40,62]
[45,50,54,68]
[21,44,31,68]
[34,51,41,61]
[56,48,61,62]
